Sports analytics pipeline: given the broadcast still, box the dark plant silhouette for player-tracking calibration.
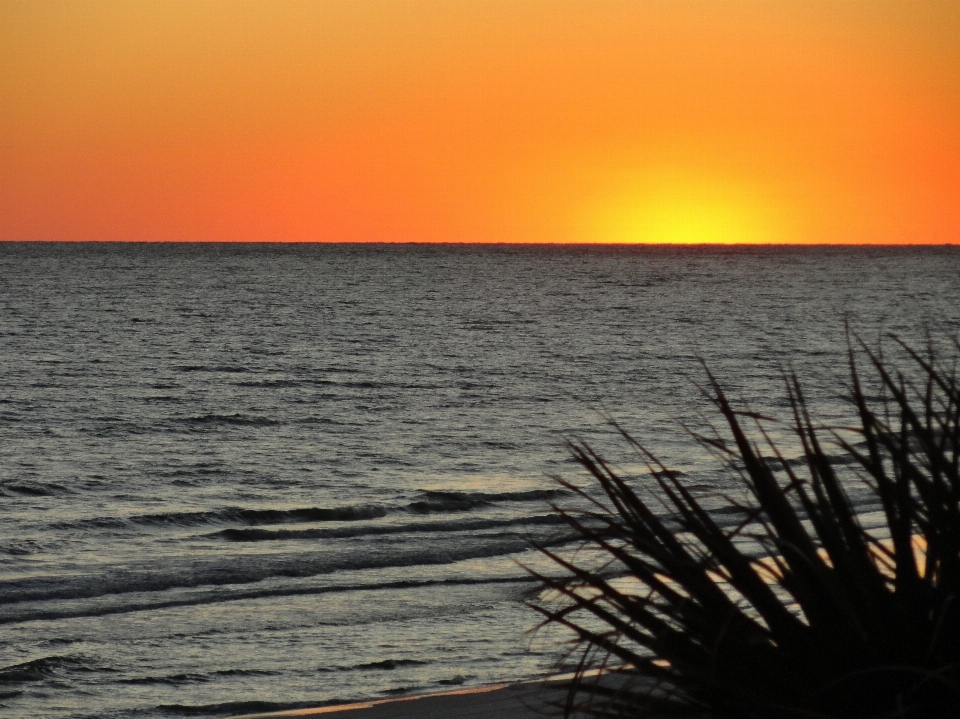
[529,336,960,718]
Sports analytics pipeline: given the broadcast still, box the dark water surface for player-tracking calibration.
[1,243,958,718]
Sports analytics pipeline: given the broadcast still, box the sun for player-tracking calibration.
[584,170,798,244]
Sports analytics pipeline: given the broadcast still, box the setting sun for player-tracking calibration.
[584,171,797,244]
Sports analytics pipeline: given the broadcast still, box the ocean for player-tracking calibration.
[1,243,958,719]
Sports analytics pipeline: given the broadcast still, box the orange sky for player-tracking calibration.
[2,0,959,243]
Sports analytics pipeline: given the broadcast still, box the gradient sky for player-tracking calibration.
[2,0,960,243]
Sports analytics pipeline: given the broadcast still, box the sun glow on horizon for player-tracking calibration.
[584,171,799,245]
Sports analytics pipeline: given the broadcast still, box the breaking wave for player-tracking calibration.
[53,489,567,532]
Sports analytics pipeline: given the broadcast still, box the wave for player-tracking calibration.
[212,668,280,677]
[175,414,279,427]
[157,700,319,716]
[139,505,388,527]
[353,659,428,671]
[406,489,567,514]
[2,538,532,605]
[52,489,565,532]
[56,504,388,531]
[0,575,537,625]
[209,513,566,542]
[0,656,88,684]
[0,569,538,625]
[119,673,209,686]
[99,667,276,688]
[3,482,70,497]
[0,542,36,556]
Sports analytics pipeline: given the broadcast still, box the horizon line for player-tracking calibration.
[1,240,957,247]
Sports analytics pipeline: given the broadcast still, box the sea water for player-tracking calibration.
[1,243,958,719]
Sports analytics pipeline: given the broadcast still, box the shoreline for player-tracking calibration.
[231,680,566,719]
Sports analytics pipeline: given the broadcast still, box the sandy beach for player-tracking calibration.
[231,681,566,719]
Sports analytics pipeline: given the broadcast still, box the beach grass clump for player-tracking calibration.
[530,336,960,718]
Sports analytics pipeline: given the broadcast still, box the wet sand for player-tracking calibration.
[231,681,564,719]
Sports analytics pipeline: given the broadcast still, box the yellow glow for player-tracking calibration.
[585,171,798,244]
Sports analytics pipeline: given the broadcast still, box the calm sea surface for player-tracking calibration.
[1,243,959,719]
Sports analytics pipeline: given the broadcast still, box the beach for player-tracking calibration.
[233,682,563,719]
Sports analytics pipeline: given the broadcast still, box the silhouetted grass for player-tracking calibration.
[529,335,960,718]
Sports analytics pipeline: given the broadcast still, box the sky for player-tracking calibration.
[2,0,960,244]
